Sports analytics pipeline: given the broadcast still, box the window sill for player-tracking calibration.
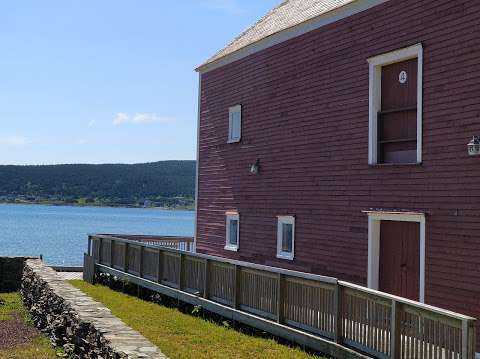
[227,139,241,144]
[369,162,422,168]
[224,245,239,252]
[276,253,294,261]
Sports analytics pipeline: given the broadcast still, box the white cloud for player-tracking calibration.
[113,112,129,126]
[199,0,245,14]
[0,136,31,147]
[87,120,96,128]
[76,138,88,145]
[113,113,173,126]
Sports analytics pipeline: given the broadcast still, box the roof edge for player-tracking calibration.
[196,0,388,73]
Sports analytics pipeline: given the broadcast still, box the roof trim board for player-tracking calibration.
[196,0,389,73]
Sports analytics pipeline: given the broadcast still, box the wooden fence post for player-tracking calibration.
[97,239,101,262]
[334,283,343,344]
[390,299,402,359]
[469,320,476,359]
[92,238,100,263]
[277,273,284,324]
[233,265,241,309]
[110,239,114,267]
[83,253,96,284]
[462,319,476,359]
[203,259,209,299]
[139,245,144,278]
[178,253,185,290]
[124,243,129,273]
[99,238,103,264]
[88,236,92,256]
[157,249,162,283]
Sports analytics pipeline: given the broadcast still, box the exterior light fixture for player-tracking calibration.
[468,136,480,156]
[250,159,260,174]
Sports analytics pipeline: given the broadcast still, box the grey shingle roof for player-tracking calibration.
[200,0,357,69]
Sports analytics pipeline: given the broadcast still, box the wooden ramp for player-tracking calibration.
[84,234,476,359]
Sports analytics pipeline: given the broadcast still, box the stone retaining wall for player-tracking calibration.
[21,259,167,359]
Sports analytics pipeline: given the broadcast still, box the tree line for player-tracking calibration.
[0,161,196,209]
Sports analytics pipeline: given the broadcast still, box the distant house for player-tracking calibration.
[194,0,480,347]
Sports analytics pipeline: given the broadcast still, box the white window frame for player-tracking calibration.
[225,212,240,251]
[276,216,295,260]
[368,44,423,165]
[228,105,242,143]
[366,211,426,303]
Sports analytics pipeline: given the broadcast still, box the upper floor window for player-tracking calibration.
[225,212,239,251]
[277,216,295,260]
[368,44,423,165]
[228,105,242,143]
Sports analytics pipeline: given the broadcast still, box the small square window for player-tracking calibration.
[228,105,242,143]
[277,216,295,260]
[225,212,239,251]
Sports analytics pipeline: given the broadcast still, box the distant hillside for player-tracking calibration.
[0,161,196,209]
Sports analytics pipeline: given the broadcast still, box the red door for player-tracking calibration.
[379,221,420,301]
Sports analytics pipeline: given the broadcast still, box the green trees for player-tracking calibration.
[0,161,195,208]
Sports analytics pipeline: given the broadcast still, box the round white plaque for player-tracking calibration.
[399,70,408,84]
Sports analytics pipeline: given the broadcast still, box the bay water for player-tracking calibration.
[0,203,194,266]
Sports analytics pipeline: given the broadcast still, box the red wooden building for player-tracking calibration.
[194,0,480,346]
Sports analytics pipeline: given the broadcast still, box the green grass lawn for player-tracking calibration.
[70,280,323,359]
[0,292,27,321]
[0,337,55,359]
[0,292,56,359]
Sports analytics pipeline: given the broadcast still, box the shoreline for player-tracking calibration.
[0,200,195,212]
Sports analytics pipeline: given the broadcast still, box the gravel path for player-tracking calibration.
[0,312,42,350]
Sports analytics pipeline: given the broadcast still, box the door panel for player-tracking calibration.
[381,58,418,110]
[378,58,418,163]
[379,221,420,301]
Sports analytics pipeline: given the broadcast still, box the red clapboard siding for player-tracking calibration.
[196,0,480,346]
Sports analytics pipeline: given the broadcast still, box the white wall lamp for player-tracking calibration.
[250,159,260,174]
[468,136,480,156]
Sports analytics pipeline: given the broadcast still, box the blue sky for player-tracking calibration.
[0,0,278,165]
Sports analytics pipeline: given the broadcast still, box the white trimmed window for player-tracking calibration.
[368,44,423,165]
[277,216,295,260]
[228,105,242,143]
[225,212,239,251]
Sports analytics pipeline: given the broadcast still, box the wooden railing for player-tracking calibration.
[87,234,476,359]
[91,233,194,252]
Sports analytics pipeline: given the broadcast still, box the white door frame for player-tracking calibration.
[366,211,426,303]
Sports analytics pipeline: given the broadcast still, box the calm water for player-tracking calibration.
[0,204,194,266]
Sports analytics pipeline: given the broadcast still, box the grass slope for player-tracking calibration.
[0,293,28,321]
[0,292,56,359]
[0,337,55,359]
[70,280,322,359]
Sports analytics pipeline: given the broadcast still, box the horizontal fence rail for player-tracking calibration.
[93,233,195,252]
[86,234,476,359]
